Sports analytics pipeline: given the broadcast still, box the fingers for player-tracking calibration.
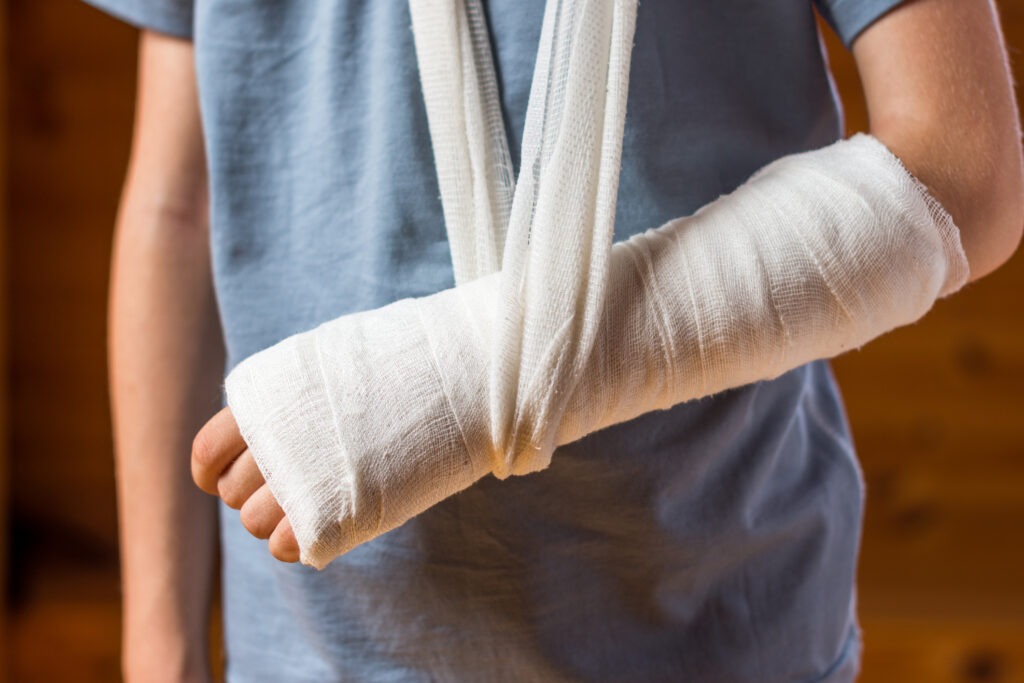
[217,449,265,509]
[240,484,286,540]
[192,406,247,494]
[269,517,300,563]
[238,485,300,563]
[192,407,301,564]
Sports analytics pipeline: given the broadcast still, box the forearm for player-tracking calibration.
[224,133,969,567]
[107,30,219,681]
[110,192,222,681]
[557,135,967,445]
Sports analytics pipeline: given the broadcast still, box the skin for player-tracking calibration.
[111,33,222,682]
[192,0,1024,564]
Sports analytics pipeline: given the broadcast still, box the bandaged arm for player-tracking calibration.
[226,134,971,568]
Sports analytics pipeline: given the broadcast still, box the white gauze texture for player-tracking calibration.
[226,0,640,568]
[225,132,969,569]
[410,0,638,477]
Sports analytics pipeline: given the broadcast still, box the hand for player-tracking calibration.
[191,407,300,562]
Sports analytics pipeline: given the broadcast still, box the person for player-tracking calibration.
[95,0,1022,681]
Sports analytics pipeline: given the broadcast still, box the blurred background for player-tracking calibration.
[1,1,1023,682]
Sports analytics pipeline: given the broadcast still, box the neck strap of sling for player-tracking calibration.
[409,0,638,475]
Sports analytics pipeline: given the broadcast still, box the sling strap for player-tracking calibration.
[409,0,639,475]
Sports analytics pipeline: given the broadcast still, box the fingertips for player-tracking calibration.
[239,484,286,540]
[269,517,300,563]
[192,406,248,494]
[194,409,299,565]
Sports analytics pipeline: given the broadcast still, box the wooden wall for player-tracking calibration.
[844,298,1024,678]
[6,0,132,556]
[5,1,134,680]
[3,1,1024,682]
[822,5,1024,676]
[0,0,7,679]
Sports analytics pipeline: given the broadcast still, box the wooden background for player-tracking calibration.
[2,1,1023,681]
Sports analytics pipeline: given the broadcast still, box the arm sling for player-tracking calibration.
[226,0,968,569]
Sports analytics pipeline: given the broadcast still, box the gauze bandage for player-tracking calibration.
[410,0,637,476]
[225,0,969,569]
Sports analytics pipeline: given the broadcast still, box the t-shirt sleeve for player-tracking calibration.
[814,0,907,48]
[82,0,193,40]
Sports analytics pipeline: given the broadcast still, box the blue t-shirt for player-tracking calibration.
[87,1,905,680]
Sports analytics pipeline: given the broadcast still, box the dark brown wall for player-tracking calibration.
[8,0,135,554]
[5,4,134,679]
[821,7,1024,676]
[0,0,8,678]
[4,1,1024,682]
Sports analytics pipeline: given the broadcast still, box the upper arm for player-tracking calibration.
[851,0,1023,279]
[121,30,207,227]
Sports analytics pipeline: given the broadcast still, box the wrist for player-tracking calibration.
[123,639,211,683]
[121,592,212,683]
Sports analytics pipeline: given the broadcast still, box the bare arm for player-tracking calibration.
[109,31,222,682]
[855,0,1024,279]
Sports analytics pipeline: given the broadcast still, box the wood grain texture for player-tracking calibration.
[820,4,1024,680]
[4,1,1024,682]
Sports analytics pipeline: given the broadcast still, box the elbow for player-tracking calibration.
[961,140,1024,281]
[117,177,211,241]
[880,122,1024,282]
[992,153,1024,271]
[992,202,1023,276]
